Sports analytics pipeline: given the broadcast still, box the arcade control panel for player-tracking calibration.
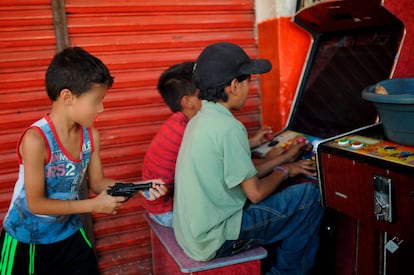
[251,130,322,160]
[323,134,414,168]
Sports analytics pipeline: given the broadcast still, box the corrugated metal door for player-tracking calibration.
[0,0,261,274]
[0,2,56,214]
[65,1,261,274]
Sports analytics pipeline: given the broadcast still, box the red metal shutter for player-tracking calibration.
[0,1,56,217]
[0,1,261,274]
[65,1,261,274]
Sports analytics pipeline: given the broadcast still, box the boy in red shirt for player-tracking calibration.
[141,62,201,227]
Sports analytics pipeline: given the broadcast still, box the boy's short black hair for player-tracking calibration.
[45,47,114,101]
[157,61,197,112]
[199,74,251,103]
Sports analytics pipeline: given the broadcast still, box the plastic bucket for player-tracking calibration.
[362,78,414,146]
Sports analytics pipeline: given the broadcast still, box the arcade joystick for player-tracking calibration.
[266,132,274,140]
[268,140,279,147]
[297,136,306,143]
[298,137,314,160]
[266,132,280,147]
[296,136,306,143]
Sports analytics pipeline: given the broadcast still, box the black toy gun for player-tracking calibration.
[107,182,157,201]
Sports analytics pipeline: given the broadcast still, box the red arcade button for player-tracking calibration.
[351,141,363,149]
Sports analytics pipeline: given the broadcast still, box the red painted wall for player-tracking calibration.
[384,0,414,77]
[258,18,311,132]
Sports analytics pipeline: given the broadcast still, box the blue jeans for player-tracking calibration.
[149,211,173,227]
[215,183,323,275]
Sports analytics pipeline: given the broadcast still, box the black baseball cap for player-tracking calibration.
[193,42,272,90]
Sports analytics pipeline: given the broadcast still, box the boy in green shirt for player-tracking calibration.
[173,42,323,275]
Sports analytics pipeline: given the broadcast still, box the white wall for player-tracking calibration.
[255,0,331,23]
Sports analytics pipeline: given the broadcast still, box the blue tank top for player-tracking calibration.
[3,116,93,244]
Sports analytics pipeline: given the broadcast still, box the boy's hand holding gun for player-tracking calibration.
[107,179,166,202]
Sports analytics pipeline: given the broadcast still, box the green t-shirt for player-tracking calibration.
[173,100,257,261]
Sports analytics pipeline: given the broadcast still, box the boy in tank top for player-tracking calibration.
[0,47,166,274]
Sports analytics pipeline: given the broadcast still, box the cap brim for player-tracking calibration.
[240,59,272,75]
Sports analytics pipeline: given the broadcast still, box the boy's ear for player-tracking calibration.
[226,79,238,96]
[60,89,74,104]
[181,95,193,109]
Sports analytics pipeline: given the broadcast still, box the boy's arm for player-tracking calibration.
[86,127,115,194]
[87,128,168,198]
[240,174,285,204]
[22,128,124,216]
[241,160,317,203]
[253,140,306,177]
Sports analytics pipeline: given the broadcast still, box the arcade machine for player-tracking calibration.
[252,0,412,274]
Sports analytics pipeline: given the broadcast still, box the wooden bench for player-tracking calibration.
[144,214,268,274]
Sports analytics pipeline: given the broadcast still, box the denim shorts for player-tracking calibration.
[149,211,173,228]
